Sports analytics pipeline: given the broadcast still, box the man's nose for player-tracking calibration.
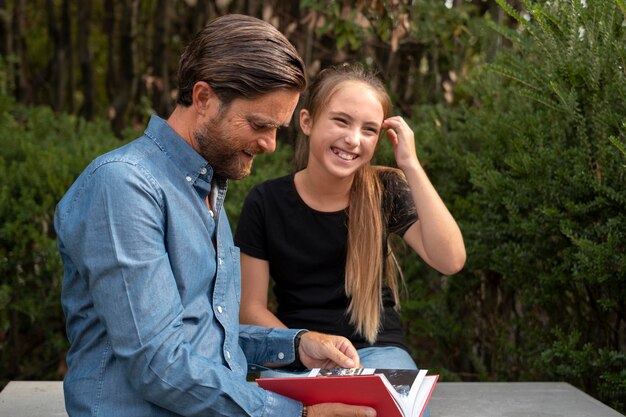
[257,130,277,153]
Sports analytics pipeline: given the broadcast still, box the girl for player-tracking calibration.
[234,63,466,375]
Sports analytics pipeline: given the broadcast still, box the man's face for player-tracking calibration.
[194,89,300,180]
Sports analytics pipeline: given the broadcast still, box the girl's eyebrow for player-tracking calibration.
[328,110,349,118]
[328,111,381,127]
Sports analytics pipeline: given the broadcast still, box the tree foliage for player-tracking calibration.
[404,0,626,411]
[0,0,487,134]
[0,91,133,387]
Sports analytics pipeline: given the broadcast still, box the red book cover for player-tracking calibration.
[257,369,438,417]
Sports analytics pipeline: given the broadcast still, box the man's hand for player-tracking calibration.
[293,333,375,417]
[308,403,376,417]
[298,331,361,370]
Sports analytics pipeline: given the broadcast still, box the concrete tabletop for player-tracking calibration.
[0,381,66,417]
[431,382,624,417]
[0,380,623,417]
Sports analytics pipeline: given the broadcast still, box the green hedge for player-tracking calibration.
[398,1,626,412]
[0,94,129,386]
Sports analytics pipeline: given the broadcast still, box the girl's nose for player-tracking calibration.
[343,129,361,147]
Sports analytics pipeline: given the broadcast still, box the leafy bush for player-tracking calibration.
[0,93,127,387]
[400,0,626,412]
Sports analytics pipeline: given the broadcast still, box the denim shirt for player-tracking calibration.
[55,115,303,417]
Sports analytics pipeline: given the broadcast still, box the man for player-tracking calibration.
[55,14,375,417]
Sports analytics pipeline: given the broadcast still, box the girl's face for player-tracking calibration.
[300,81,384,179]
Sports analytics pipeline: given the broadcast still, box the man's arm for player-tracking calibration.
[59,162,302,417]
[238,328,359,371]
[239,325,301,369]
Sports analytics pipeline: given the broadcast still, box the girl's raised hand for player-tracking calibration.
[382,116,419,171]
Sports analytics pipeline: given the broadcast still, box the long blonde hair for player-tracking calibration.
[294,63,404,344]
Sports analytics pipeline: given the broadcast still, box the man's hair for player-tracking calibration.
[176,14,306,106]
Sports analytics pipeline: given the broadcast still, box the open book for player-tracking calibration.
[257,368,438,417]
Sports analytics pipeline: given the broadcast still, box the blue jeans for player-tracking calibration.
[259,346,430,417]
[358,346,418,369]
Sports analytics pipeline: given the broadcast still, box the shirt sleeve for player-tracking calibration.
[59,162,301,417]
[239,325,301,368]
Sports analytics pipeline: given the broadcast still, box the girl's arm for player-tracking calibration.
[383,116,466,275]
[239,253,287,328]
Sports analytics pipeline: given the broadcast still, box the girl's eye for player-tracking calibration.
[334,118,348,125]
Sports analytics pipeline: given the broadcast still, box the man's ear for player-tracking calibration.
[192,81,218,116]
[299,109,312,135]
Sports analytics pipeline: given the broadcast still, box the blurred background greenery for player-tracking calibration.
[0,0,624,412]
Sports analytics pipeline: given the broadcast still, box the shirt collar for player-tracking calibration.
[144,115,212,183]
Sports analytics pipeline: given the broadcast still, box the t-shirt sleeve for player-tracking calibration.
[234,185,269,260]
[382,170,418,237]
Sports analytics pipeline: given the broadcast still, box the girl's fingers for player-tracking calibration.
[385,128,398,145]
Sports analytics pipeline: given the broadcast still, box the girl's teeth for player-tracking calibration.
[334,149,357,160]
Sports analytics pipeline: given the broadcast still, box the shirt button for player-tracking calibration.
[226,351,231,359]
[199,167,207,175]
[185,176,192,182]
[218,258,223,266]
[278,352,285,360]
[217,305,223,314]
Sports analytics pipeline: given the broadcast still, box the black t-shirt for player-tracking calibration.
[234,169,418,350]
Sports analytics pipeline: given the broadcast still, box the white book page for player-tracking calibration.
[376,369,427,416]
[307,368,376,377]
[409,375,437,417]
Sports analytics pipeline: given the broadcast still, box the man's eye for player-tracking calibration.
[251,122,278,131]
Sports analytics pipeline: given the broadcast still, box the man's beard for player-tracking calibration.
[194,118,259,180]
